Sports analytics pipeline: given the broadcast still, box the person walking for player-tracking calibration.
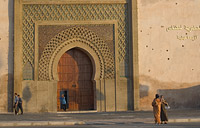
[17,95,23,115]
[152,94,161,125]
[14,93,18,115]
[60,94,66,111]
[160,95,169,124]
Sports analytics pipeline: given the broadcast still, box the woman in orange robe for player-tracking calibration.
[152,94,161,124]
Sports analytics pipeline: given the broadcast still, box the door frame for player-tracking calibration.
[50,39,104,111]
[57,48,95,111]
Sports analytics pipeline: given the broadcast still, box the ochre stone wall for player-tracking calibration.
[138,0,200,110]
[1,0,200,112]
[0,0,13,112]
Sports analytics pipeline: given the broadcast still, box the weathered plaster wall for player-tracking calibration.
[22,81,57,113]
[2,0,200,112]
[138,0,200,110]
[0,0,14,112]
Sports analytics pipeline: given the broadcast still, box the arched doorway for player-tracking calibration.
[57,48,94,111]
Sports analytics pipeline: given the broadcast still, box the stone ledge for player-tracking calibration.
[0,121,85,127]
[169,118,200,123]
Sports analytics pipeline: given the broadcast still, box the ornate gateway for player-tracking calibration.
[14,0,139,112]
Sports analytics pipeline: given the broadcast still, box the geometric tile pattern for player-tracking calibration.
[22,4,129,80]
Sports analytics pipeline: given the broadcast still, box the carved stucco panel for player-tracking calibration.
[38,27,114,80]
[22,4,129,69]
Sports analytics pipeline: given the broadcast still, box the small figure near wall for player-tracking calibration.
[152,94,161,125]
[17,95,23,115]
[160,95,169,124]
[14,93,18,115]
[60,94,67,111]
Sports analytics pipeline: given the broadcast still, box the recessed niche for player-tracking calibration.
[146,45,148,48]
[182,45,184,47]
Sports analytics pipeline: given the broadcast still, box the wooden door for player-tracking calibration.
[57,48,94,111]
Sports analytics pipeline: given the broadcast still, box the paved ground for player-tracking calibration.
[0,109,200,127]
[2,122,200,128]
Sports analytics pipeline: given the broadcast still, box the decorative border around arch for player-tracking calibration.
[36,22,118,81]
[50,38,104,81]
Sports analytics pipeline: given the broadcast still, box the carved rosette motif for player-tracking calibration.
[39,27,114,80]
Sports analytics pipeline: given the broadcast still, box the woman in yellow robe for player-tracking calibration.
[152,94,161,124]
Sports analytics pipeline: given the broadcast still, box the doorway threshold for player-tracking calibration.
[57,110,97,113]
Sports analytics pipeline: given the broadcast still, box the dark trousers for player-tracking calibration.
[17,103,23,114]
[61,104,66,111]
[14,103,18,115]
